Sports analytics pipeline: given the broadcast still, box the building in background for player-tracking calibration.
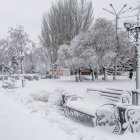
[50,69,70,76]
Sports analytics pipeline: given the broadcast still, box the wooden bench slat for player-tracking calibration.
[99,95,119,102]
[87,89,122,96]
[99,94,121,99]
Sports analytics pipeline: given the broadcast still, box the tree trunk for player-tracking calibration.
[79,68,81,81]
[91,69,94,82]
[103,67,107,81]
[75,69,78,82]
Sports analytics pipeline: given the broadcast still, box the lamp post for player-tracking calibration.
[20,53,25,87]
[103,4,132,80]
[124,19,140,89]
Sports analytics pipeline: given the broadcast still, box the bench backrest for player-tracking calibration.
[86,88,132,105]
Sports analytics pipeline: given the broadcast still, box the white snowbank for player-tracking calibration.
[0,76,139,140]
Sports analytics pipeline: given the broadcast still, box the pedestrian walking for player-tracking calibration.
[94,70,98,79]
[129,71,133,80]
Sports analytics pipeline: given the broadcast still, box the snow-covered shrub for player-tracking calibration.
[0,76,3,80]
[2,77,17,89]
[10,75,19,80]
[4,76,8,80]
[24,75,34,81]
[48,89,66,107]
[31,90,50,102]
[34,75,40,81]
[78,134,94,140]
[45,89,67,116]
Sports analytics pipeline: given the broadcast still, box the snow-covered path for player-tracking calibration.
[0,77,140,140]
[0,93,72,140]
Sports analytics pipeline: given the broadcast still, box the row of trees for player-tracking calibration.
[1,0,133,77]
[40,0,135,80]
[57,18,134,80]
[0,25,49,74]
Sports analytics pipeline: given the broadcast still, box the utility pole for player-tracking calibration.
[103,4,132,80]
[20,49,25,87]
[136,14,140,89]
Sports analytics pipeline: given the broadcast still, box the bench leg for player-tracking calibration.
[113,107,127,134]
[125,108,140,133]
[114,106,140,134]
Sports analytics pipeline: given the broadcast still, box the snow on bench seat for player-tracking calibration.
[64,88,135,134]
[65,90,115,117]
[64,88,132,122]
[66,100,113,117]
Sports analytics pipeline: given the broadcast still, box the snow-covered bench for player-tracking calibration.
[63,88,137,134]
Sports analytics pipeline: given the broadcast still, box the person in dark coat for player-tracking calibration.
[129,71,133,80]
[94,71,98,79]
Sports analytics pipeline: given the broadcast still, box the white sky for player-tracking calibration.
[0,0,139,43]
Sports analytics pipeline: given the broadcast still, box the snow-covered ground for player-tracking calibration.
[0,75,140,140]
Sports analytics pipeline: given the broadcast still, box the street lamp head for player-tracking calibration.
[124,20,135,30]
[124,22,132,30]
[135,26,140,32]
[124,4,127,8]
[110,4,113,7]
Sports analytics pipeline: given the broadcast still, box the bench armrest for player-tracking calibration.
[119,91,132,105]
[62,93,82,105]
[95,103,117,126]
[67,96,82,101]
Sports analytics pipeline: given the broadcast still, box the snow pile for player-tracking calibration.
[30,90,50,102]
[48,89,65,106]
[0,94,71,140]
[77,134,95,140]
[0,85,67,117]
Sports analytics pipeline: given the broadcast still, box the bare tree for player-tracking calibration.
[40,0,94,65]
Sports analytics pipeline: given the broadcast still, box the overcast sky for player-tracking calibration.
[0,0,139,43]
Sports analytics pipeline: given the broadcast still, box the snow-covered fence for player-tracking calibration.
[0,75,9,80]
[24,75,34,81]
[24,74,40,81]
[0,74,41,81]
[2,77,17,89]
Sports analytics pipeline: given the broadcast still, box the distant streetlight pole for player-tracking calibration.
[103,4,132,80]
[20,52,25,87]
